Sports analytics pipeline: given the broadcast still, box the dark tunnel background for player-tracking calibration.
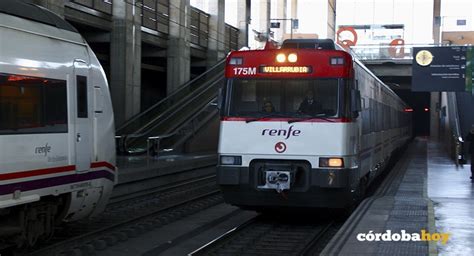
[394,90,431,136]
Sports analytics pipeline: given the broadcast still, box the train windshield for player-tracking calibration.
[226,78,342,118]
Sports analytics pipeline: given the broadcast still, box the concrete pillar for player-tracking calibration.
[207,0,226,66]
[290,0,298,33]
[274,0,287,42]
[433,0,441,43]
[327,0,336,40]
[263,0,271,38]
[32,0,65,17]
[110,0,142,126]
[237,0,251,48]
[167,0,191,93]
[248,0,270,48]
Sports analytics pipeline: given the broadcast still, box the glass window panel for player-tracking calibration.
[228,78,340,117]
[0,73,68,134]
[76,75,88,118]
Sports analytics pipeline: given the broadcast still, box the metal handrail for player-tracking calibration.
[447,92,464,165]
[116,58,226,134]
[452,94,464,165]
[145,104,218,157]
[165,101,219,150]
[116,98,217,142]
[131,77,221,138]
[133,74,222,137]
[146,133,175,160]
[120,77,224,154]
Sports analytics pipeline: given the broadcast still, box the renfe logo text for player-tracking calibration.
[35,143,51,156]
[261,125,301,140]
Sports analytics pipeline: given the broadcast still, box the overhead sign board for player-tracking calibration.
[270,22,280,28]
[292,19,299,29]
[412,46,472,92]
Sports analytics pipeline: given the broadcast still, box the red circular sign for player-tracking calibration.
[275,142,287,153]
[336,26,358,49]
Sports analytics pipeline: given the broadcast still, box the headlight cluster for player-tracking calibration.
[276,53,298,63]
[319,157,344,168]
[220,155,242,165]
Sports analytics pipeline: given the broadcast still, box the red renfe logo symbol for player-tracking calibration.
[275,142,287,153]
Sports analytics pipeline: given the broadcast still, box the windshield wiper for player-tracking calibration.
[245,113,288,123]
[287,113,335,123]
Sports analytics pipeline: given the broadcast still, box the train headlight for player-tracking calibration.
[288,53,298,62]
[276,53,286,63]
[319,157,344,168]
[220,155,242,165]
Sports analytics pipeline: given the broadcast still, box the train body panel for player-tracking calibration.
[219,121,359,159]
[0,2,115,246]
[217,39,411,210]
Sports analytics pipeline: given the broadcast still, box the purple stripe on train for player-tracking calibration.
[0,170,114,196]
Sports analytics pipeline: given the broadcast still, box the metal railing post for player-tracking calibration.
[146,136,161,165]
[146,138,151,165]
[115,135,126,154]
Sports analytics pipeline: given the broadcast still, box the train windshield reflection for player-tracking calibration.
[227,78,341,118]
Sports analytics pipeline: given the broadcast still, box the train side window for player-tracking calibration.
[375,101,380,132]
[76,76,88,118]
[391,108,395,129]
[379,103,384,130]
[361,97,370,134]
[370,99,375,132]
[343,82,351,117]
[0,73,68,134]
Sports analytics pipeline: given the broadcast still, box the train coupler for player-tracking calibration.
[258,171,291,193]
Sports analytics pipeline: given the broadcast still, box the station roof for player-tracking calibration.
[0,0,78,33]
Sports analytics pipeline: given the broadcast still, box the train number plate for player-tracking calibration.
[258,171,291,192]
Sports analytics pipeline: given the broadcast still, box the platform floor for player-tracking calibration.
[428,140,474,255]
[322,138,474,255]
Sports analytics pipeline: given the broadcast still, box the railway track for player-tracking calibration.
[184,146,413,256]
[8,146,412,256]
[189,215,337,256]
[25,174,221,256]
[109,174,217,206]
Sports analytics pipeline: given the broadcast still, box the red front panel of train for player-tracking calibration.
[225,49,354,79]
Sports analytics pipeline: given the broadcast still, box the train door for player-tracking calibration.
[73,60,92,172]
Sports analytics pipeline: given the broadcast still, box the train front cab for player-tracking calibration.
[217,47,367,210]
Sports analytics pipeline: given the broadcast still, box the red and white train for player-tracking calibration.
[0,1,115,246]
[217,39,411,210]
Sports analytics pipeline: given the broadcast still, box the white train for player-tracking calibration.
[0,1,115,246]
[217,39,412,210]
